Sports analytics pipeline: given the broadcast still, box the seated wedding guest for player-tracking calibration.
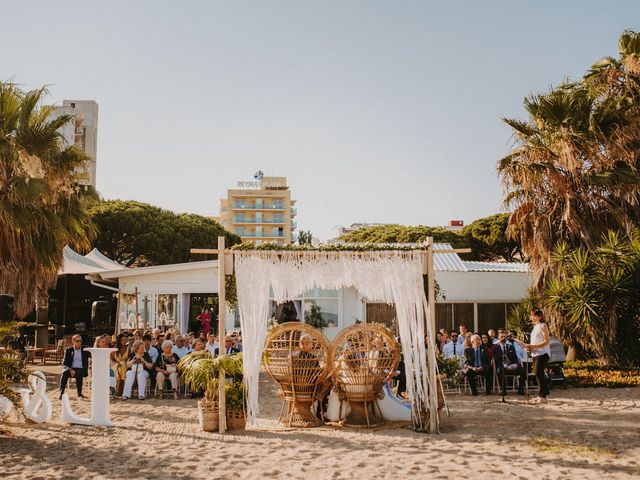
[154,333,165,354]
[508,330,528,364]
[143,334,159,364]
[435,332,443,353]
[113,333,130,397]
[59,334,91,399]
[442,331,463,358]
[481,334,494,361]
[156,340,180,399]
[488,329,500,345]
[463,334,491,396]
[205,333,219,357]
[192,338,205,352]
[132,329,142,342]
[233,335,243,352]
[172,336,192,359]
[214,336,240,356]
[122,340,154,400]
[457,324,468,344]
[494,330,525,395]
[94,334,116,397]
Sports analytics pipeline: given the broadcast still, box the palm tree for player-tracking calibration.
[498,31,640,356]
[0,82,97,322]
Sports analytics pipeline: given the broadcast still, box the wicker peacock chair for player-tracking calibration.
[330,323,399,428]
[263,322,332,427]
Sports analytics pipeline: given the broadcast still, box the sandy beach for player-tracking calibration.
[1,366,639,480]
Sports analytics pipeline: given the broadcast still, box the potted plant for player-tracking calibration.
[179,351,243,432]
[224,381,246,430]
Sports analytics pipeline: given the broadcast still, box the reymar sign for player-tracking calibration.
[237,180,262,188]
[237,171,264,189]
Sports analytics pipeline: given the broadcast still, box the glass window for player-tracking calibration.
[156,294,178,330]
[435,303,453,332]
[477,303,506,335]
[304,299,338,327]
[119,294,150,330]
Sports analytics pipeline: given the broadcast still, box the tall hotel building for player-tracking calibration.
[219,176,297,245]
[51,100,99,187]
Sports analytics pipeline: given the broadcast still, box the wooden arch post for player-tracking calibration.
[217,236,227,433]
[426,237,438,433]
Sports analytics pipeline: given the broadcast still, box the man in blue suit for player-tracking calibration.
[58,334,91,399]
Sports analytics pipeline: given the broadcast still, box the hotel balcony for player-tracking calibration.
[232,203,286,210]
[237,232,286,238]
[233,217,287,224]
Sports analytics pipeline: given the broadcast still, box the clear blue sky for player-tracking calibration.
[2,1,638,240]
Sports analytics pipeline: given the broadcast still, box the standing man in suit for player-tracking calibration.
[493,329,526,395]
[463,334,491,396]
[59,334,91,399]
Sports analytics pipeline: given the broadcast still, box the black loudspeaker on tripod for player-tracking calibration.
[91,301,110,328]
[0,294,15,322]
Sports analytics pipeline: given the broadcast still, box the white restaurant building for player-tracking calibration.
[96,245,531,339]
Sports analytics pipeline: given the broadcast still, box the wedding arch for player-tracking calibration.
[192,237,467,433]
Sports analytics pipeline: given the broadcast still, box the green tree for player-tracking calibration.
[499,31,640,289]
[339,224,468,251]
[304,304,328,330]
[545,231,640,367]
[0,83,97,318]
[89,200,241,266]
[462,213,523,262]
[298,230,313,245]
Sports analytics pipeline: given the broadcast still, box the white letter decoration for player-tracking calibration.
[61,347,116,426]
[19,371,52,423]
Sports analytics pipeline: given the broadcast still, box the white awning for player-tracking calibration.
[58,246,125,275]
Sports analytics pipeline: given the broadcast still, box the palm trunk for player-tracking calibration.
[34,288,49,349]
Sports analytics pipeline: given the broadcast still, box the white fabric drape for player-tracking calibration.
[233,250,439,430]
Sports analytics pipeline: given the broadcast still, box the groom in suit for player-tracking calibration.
[59,334,91,399]
[493,329,526,395]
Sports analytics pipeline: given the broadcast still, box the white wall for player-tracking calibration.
[119,267,218,295]
[435,271,531,302]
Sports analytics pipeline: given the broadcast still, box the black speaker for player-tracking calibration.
[0,294,15,322]
[91,301,110,327]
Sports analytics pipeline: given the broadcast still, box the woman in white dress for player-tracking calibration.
[522,309,551,404]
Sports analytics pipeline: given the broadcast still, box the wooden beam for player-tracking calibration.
[432,248,472,254]
[190,248,220,255]
[426,237,438,434]
[217,236,227,433]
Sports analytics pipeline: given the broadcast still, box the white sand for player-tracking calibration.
[0,366,638,479]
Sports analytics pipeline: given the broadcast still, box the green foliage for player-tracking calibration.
[545,231,640,367]
[304,304,328,330]
[0,82,97,317]
[297,230,313,245]
[89,200,241,266]
[338,224,468,250]
[178,351,243,401]
[0,321,28,414]
[436,353,460,382]
[225,274,237,311]
[224,381,246,410]
[506,287,542,341]
[462,213,523,262]
[499,30,640,290]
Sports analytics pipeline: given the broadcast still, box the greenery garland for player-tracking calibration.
[231,241,433,252]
